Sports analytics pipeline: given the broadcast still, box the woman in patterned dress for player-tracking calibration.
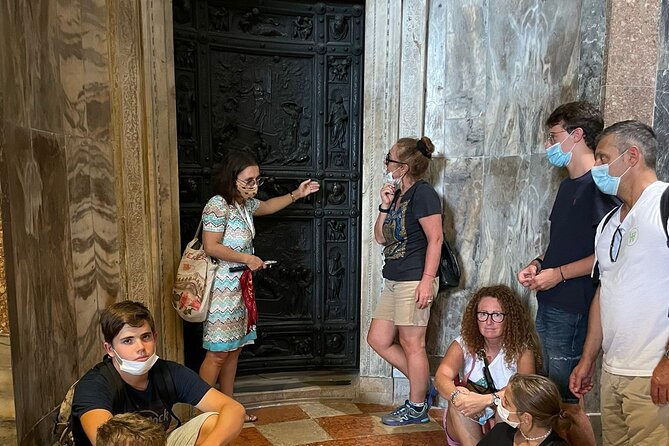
[199,151,319,422]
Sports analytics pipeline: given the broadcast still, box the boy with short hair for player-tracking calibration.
[96,413,166,446]
[72,301,245,446]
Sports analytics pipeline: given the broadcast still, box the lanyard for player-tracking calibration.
[235,202,255,238]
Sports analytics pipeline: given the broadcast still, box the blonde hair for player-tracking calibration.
[96,413,167,446]
[508,374,572,434]
[394,136,435,178]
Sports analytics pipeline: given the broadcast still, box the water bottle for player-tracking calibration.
[477,406,495,425]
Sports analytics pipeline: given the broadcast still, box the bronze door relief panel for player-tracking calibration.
[174,0,363,373]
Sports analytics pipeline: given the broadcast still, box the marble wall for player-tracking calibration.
[360,0,606,410]
[654,0,669,181]
[0,0,181,441]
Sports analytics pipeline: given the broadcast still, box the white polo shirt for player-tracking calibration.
[594,181,669,376]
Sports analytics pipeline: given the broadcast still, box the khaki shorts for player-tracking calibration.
[373,278,438,326]
[167,412,217,446]
[600,371,669,446]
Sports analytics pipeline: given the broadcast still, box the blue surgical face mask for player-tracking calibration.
[591,150,630,196]
[545,131,575,167]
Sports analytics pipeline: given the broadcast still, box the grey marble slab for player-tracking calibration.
[653,69,669,182]
[578,0,606,107]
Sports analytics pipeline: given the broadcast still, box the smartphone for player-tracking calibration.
[264,260,278,267]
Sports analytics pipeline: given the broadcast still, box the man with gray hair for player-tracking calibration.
[570,120,669,445]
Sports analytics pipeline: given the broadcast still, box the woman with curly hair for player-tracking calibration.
[435,285,542,446]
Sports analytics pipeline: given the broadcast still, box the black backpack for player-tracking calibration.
[53,356,180,446]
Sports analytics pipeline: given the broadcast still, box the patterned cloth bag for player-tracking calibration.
[172,221,219,322]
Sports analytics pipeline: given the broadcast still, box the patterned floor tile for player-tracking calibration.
[315,414,387,439]
[256,419,332,446]
[250,404,311,425]
[319,401,363,415]
[299,402,352,419]
[229,427,273,446]
[353,402,395,413]
[301,434,405,446]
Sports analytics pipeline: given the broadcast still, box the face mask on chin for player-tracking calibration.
[236,181,258,200]
[111,348,159,376]
[497,400,520,428]
[384,167,404,189]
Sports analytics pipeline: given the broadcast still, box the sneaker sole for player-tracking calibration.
[381,417,430,426]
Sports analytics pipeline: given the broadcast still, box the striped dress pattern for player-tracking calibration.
[201,195,260,352]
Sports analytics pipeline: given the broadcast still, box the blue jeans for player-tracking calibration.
[535,303,587,404]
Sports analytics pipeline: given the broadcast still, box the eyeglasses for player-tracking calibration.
[610,224,624,262]
[546,129,568,145]
[476,312,506,323]
[237,176,266,187]
[384,153,407,166]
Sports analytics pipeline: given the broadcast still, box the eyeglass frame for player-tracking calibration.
[546,126,579,145]
[236,176,267,187]
[476,311,506,323]
[384,153,408,166]
[609,224,624,262]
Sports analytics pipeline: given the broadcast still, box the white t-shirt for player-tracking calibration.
[594,181,669,376]
[455,337,517,390]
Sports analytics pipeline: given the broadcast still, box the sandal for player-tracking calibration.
[244,413,258,423]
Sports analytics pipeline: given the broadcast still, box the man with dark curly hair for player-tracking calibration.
[517,102,618,446]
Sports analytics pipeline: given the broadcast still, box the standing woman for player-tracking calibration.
[367,136,443,426]
[199,151,319,422]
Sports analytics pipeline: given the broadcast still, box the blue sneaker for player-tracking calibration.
[381,400,430,426]
[425,379,438,409]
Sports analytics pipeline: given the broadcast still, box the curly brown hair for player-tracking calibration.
[460,284,542,371]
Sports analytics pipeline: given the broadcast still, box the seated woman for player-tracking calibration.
[478,374,569,445]
[435,285,542,446]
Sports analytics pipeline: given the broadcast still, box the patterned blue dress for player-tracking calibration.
[201,195,260,351]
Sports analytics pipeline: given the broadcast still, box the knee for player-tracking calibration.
[366,329,387,352]
[204,351,230,367]
[398,336,426,356]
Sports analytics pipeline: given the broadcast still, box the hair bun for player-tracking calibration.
[416,136,435,158]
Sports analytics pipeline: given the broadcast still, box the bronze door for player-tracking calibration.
[173,0,363,373]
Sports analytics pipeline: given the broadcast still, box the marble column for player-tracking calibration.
[654,0,669,181]
[0,0,180,441]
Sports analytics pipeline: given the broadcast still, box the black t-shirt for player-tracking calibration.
[538,171,619,314]
[477,422,568,446]
[71,359,211,446]
[381,180,442,281]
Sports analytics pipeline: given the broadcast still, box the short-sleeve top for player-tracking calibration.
[381,180,442,281]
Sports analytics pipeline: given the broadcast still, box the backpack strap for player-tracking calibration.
[99,356,128,414]
[150,359,182,427]
[661,186,669,248]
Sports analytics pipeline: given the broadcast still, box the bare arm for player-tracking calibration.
[529,254,595,291]
[435,341,465,400]
[195,388,245,446]
[569,286,602,398]
[414,214,443,308]
[374,183,396,244]
[80,409,113,445]
[254,179,319,216]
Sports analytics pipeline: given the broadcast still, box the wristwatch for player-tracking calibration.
[491,392,500,406]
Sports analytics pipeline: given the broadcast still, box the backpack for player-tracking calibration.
[599,185,669,246]
[53,356,180,446]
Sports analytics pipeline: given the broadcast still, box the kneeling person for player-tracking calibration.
[72,301,245,446]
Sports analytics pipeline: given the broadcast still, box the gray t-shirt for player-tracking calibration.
[381,180,442,281]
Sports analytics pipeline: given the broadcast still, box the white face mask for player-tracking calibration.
[497,400,520,428]
[112,348,159,376]
[384,167,403,188]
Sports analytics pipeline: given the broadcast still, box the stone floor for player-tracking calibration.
[232,401,445,446]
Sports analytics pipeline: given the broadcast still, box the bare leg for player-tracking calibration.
[218,347,242,396]
[199,350,231,386]
[367,319,409,376]
[561,401,596,446]
[398,325,429,403]
[446,406,484,446]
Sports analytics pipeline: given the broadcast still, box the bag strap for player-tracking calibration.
[99,356,128,414]
[661,186,669,248]
[150,359,182,427]
[481,353,497,393]
[196,196,230,245]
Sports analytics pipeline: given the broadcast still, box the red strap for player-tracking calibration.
[239,269,258,333]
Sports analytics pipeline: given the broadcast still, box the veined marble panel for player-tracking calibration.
[0,2,31,127]
[577,0,606,106]
[485,0,581,157]
[27,0,64,133]
[398,0,428,137]
[57,0,87,137]
[653,70,669,182]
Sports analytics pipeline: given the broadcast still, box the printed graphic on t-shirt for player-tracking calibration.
[135,407,171,430]
[382,201,408,260]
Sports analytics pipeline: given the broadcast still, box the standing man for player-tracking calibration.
[517,102,618,446]
[570,120,669,445]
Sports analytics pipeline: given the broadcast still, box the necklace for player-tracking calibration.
[520,427,552,442]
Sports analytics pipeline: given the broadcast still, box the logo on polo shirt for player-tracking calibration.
[627,227,639,246]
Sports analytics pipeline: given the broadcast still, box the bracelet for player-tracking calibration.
[289,192,296,203]
[533,256,543,272]
[450,390,461,405]
[559,265,566,282]
[378,205,390,213]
